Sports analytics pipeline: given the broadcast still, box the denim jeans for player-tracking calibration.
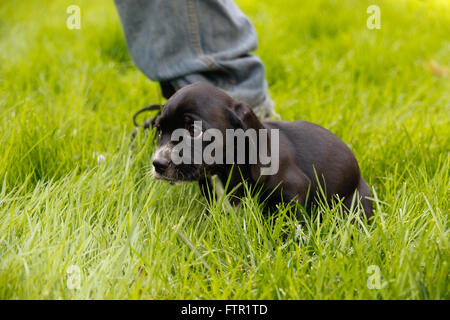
[114,0,272,112]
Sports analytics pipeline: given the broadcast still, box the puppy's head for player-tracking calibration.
[151,82,264,182]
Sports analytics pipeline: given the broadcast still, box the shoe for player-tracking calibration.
[160,81,176,100]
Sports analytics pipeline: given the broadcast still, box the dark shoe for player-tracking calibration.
[160,81,176,100]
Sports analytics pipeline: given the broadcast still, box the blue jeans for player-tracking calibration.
[114,0,272,112]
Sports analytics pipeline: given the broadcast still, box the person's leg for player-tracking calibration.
[114,0,273,114]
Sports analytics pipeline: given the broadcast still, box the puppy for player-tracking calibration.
[151,82,372,217]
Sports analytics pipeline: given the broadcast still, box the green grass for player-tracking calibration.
[0,0,449,299]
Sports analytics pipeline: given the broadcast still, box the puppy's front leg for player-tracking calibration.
[283,171,311,208]
[198,177,216,203]
[263,165,311,210]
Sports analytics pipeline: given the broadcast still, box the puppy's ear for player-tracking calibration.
[229,102,270,182]
[230,102,264,130]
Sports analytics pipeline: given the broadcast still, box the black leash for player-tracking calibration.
[130,104,163,140]
[132,104,163,129]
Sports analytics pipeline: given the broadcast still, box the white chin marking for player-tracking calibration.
[151,167,159,178]
[151,166,187,185]
[173,180,189,185]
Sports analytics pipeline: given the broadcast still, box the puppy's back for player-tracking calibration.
[264,120,361,199]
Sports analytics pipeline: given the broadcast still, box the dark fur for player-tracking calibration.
[152,82,372,217]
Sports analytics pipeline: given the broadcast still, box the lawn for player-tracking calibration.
[0,0,448,299]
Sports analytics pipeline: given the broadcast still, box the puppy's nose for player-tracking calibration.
[153,157,170,173]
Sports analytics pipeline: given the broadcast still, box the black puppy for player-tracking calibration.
[151,82,372,217]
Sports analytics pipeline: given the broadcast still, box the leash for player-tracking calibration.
[130,104,163,140]
[132,104,163,129]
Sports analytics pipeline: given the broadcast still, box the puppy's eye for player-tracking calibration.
[156,129,162,143]
[188,123,202,138]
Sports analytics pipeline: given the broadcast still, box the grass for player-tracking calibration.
[0,0,449,299]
